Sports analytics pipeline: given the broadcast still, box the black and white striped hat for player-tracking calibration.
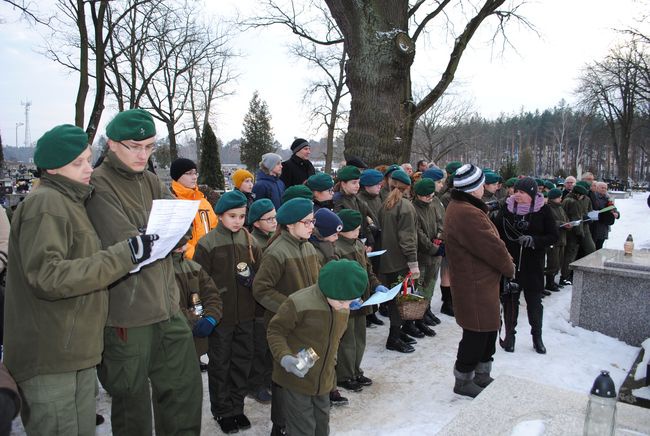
[453,164,485,193]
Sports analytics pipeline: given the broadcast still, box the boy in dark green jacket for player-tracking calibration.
[194,190,263,434]
[267,259,368,436]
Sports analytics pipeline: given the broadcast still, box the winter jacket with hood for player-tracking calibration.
[252,170,285,209]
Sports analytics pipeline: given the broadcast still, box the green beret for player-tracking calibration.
[548,188,562,200]
[305,172,334,192]
[318,259,368,301]
[214,190,247,214]
[414,178,436,196]
[277,198,313,225]
[282,185,314,204]
[247,198,275,225]
[505,177,518,188]
[106,109,156,141]
[535,178,544,187]
[484,171,500,185]
[544,180,556,190]
[572,184,589,196]
[337,209,362,232]
[383,164,401,176]
[34,124,89,169]
[445,161,462,175]
[390,169,411,186]
[337,165,361,182]
[576,180,591,189]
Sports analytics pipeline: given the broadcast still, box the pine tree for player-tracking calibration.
[240,91,274,170]
[199,122,225,190]
[518,147,535,176]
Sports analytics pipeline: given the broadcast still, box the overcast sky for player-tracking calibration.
[0,0,646,150]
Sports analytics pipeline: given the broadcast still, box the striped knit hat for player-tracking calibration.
[453,164,484,193]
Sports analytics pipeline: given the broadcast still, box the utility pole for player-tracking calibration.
[21,100,32,147]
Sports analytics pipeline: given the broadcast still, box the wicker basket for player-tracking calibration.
[395,274,429,321]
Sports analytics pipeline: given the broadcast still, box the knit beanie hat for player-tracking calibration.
[547,188,562,200]
[276,198,313,225]
[337,209,362,232]
[318,259,368,301]
[390,169,411,186]
[514,177,538,201]
[214,190,247,214]
[414,178,436,196]
[170,158,197,181]
[314,208,343,237]
[305,172,334,192]
[453,164,484,193]
[383,164,401,177]
[34,124,89,169]
[505,177,518,188]
[572,184,589,196]
[260,153,282,172]
[359,169,383,187]
[484,171,501,185]
[232,169,254,189]
[290,138,309,154]
[337,165,361,182]
[422,167,444,181]
[247,198,275,225]
[445,161,463,175]
[346,156,368,169]
[106,109,156,141]
[282,185,314,204]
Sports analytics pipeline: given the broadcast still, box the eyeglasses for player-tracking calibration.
[299,219,317,227]
[260,216,277,223]
[119,141,156,154]
[183,170,199,177]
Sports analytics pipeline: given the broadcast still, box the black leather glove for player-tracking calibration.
[517,235,535,248]
[128,234,159,264]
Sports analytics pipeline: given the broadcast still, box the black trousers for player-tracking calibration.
[455,329,497,373]
[382,270,407,330]
[501,287,543,336]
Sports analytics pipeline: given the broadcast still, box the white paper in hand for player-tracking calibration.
[130,199,200,273]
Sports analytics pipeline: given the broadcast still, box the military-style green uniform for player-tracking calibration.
[86,151,202,435]
[334,235,380,383]
[308,229,340,266]
[267,285,349,436]
[561,192,594,278]
[172,251,223,357]
[413,197,442,299]
[546,202,569,279]
[578,194,596,255]
[193,224,262,419]
[333,191,378,248]
[4,173,135,435]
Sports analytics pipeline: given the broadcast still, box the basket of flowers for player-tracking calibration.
[395,273,428,321]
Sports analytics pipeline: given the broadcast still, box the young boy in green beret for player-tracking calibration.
[334,209,388,394]
[246,198,277,403]
[193,190,263,433]
[267,259,368,436]
[305,172,335,212]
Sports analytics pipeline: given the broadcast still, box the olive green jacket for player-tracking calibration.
[193,225,261,328]
[377,197,418,274]
[412,198,442,265]
[267,285,349,396]
[333,192,377,247]
[335,235,380,316]
[547,201,569,247]
[86,151,180,327]
[252,230,320,321]
[358,190,382,222]
[562,193,585,238]
[173,251,223,356]
[4,173,134,382]
[251,228,272,250]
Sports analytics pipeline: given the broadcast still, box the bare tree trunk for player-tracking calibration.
[86,1,109,144]
[73,0,88,128]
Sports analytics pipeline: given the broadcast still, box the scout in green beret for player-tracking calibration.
[105,108,157,173]
[445,161,462,175]
[276,197,314,236]
[337,166,361,183]
[282,184,314,204]
[34,124,89,171]
[414,178,436,197]
[390,169,411,186]
[337,209,362,233]
[215,190,248,215]
[306,173,335,212]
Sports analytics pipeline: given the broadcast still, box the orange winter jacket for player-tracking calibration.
[171,180,218,259]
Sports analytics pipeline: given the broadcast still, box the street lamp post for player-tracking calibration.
[15,122,24,147]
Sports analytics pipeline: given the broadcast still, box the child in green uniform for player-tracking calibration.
[193,190,263,434]
[267,259,368,436]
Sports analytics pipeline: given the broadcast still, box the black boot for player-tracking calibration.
[545,274,560,292]
[386,327,415,353]
[499,331,515,352]
[414,319,436,337]
[440,286,454,317]
[533,334,546,354]
[366,312,384,326]
[401,320,425,338]
[399,332,417,345]
[423,304,441,326]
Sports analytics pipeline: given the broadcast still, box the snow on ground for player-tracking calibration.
[11,192,649,435]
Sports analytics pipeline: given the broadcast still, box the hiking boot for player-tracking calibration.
[329,389,349,406]
[453,368,484,398]
[473,361,494,388]
[337,378,363,392]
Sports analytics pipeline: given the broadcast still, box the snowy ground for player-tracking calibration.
[11,192,649,435]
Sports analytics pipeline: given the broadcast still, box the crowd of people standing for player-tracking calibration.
[0,109,622,435]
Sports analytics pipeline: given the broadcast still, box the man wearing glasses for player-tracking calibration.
[86,109,202,434]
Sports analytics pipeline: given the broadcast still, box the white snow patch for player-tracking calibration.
[510,419,546,436]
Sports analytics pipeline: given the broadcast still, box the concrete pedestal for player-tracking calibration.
[570,249,650,346]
